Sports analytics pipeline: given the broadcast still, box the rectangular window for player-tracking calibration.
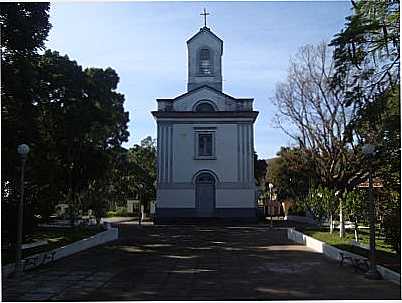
[199,134,212,156]
[194,128,216,160]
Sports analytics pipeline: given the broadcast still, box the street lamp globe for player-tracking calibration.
[268,183,274,190]
[17,144,30,157]
[362,143,375,156]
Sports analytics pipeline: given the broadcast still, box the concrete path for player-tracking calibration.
[2,224,400,301]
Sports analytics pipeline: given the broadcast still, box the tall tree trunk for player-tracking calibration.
[330,213,334,234]
[354,217,359,242]
[69,191,76,227]
[339,200,345,238]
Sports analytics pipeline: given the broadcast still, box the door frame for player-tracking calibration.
[195,172,216,216]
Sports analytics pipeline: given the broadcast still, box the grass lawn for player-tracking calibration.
[2,225,105,266]
[298,226,400,273]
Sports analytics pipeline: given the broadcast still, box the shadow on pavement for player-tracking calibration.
[2,224,401,301]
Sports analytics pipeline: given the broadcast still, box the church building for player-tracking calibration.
[152,16,259,222]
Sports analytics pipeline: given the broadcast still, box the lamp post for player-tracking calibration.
[362,143,381,280]
[337,191,344,238]
[138,183,144,226]
[15,144,30,276]
[269,183,274,227]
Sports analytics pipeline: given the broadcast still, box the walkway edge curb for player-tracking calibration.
[287,228,401,285]
[2,227,118,279]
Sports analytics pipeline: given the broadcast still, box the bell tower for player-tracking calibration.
[187,10,223,92]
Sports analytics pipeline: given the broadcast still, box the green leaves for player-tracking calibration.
[330,0,400,108]
[267,147,318,204]
[126,137,157,203]
[303,185,338,224]
[342,189,367,223]
[0,3,51,57]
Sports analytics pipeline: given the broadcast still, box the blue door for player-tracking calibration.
[195,173,215,217]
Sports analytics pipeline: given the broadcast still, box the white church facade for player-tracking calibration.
[152,23,259,222]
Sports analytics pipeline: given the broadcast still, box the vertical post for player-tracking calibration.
[339,193,344,238]
[365,161,381,279]
[15,157,26,276]
[138,201,142,227]
[138,184,144,227]
[268,183,274,227]
[269,187,273,227]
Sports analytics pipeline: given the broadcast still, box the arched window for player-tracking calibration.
[199,48,212,75]
[195,102,215,112]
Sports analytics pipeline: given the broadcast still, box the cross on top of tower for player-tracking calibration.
[200,8,210,28]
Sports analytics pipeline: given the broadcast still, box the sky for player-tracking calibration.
[45,1,352,159]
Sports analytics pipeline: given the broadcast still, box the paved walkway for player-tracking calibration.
[2,224,400,301]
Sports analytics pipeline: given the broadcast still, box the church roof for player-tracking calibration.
[187,26,223,45]
[156,85,253,103]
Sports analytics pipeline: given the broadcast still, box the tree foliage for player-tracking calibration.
[0,2,51,57]
[382,190,401,253]
[1,3,131,240]
[303,186,337,225]
[342,189,367,240]
[266,147,318,204]
[31,50,130,222]
[254,151,267,186]
[330,0,400,249]
[330,0,399,108]
[124,137,157,211]
[1,3,52,242]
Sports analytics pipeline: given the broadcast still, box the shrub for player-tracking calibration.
[106,206,129,218]
[382,191,401,254]
[287,202,306,216]
[383,211,400,254]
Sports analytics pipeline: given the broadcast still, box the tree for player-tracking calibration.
[4,49,130,226]
[1,4,131,239]
[1,2,51,242]
[34,51,129,224]
[254,151,267,187]
[302,186,327,226]
[273,42,361,191]
[1,2,52,177]
[343,189,367,241]
[382,190,400,254]
[126,137,157,213]
[331,0,400,250]
[303,185,338,232]
[330,0,399,109]
[267,147,318,206]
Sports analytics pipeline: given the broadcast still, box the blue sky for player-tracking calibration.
[46,1,352,159]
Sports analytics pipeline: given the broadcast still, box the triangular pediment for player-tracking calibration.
[187,27,223,45]
[172,85,236,102]
[156,85,253,112]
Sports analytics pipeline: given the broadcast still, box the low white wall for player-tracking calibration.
[287,228,400,285]
[2,228,118,279]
